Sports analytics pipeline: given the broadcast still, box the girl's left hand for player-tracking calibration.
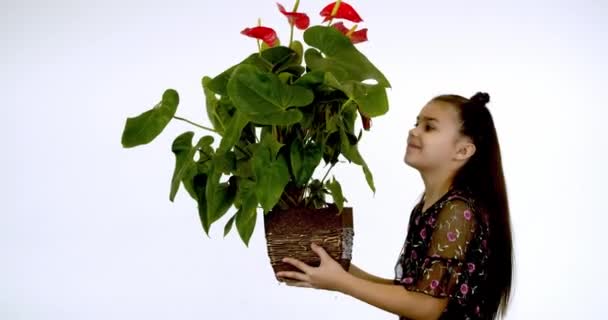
[276,243,349,292]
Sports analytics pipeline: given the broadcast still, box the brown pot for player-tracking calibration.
[263,206,354,281]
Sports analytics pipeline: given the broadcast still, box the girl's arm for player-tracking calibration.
[348,263,394,285]
[338,272,447,320]
[278,244,447,320]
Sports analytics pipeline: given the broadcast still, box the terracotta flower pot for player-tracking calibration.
[263,206,354,281]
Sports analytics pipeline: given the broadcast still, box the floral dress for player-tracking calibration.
[394,187,491,319]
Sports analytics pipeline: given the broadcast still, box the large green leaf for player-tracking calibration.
[218,111,249,154]
[339,121,375,193]
[170,133,214,201]
[290,139,323,187]
[121,89,179,148]
[252,134,290,212]
[223,214,236,237]
[192,174,210,234]
[248,109,303,126]
[295,71,389,118]
[235,178,258,246]
[227,64,314,115]
[202,76,226,134]
[207,46,299,96]
[204,163,237,232]
[326,177,346,213]
[303,26,391,88]
[325,73,389,117]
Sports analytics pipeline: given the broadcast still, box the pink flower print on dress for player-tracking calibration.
[410,250,417,260]
[403,277,414,284]
[415,215,421,225]
[468,262,476,273]
[463,209,472,220]
[447,231,457,242]
[419,228,427,239]
[427,217,436,226]
[430,280,439,289]
[460,283,469,295]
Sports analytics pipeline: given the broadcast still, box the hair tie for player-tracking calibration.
[470,92,490,105]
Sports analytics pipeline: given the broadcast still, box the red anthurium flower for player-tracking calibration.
[320,1,363,23]
[241,26,279,47]
[277,3,310,29]
[331,22,368,43]
[359,109,372,130]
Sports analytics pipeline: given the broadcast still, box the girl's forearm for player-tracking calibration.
[337,272,447,320]
[348,263,394,285]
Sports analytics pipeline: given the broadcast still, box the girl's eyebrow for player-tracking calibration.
[416,116,439,123]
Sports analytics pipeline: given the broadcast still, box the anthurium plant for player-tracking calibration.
[121,0,391,246]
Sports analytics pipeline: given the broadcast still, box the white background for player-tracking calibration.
[2,0,606,318]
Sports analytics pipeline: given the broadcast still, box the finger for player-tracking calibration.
[276,271,309,282]
[282,257,313,273]
[284,280,313,288]
[310,243,331,260]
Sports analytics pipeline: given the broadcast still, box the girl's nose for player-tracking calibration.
[409,127,418,137]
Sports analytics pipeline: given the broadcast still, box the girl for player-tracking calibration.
[276,92,514,319]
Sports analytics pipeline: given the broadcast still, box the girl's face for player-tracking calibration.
[404,100,468,171]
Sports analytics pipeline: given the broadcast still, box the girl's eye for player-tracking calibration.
[425,125,433,131]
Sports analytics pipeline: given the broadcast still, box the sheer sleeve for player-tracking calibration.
[406,198,478,298]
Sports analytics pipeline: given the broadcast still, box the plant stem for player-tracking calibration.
[321,162,336,184]
[173,116,217,133]
[288,24,295,48]
[288,0,300,49]
[340,97,354,111]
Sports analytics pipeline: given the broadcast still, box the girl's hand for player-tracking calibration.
[276,243,350,292]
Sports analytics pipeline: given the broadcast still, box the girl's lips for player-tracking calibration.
[407,143,421,149]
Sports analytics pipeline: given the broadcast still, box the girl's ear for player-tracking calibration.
[455,140,476,161]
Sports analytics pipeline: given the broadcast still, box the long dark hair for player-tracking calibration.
[432,92,513,319]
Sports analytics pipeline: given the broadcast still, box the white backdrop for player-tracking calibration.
[2,0,607,318]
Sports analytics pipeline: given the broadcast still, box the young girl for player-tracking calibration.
[276,92,514,319]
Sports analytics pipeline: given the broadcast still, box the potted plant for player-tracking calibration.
[120,0,390,279]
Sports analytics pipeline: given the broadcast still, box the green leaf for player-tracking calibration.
[218,111,249,154]
[170,133,214,202]
[207,46,297,96]
[341,81,389,117]
[303,26,391,88]
[326,177,346,213]
[121,89,179,148]
[192,174,210,234]
[293,70,325,88]
[259,130,285,158]
[205,163,237,232]
[202,76,226,134]
[289,139,303,185]
[235,179,258,246]
[252,134,290,212]
[224,214,236,237]
[290,40,304,65]
[290,139,323,187]
[227,64,314,115]
[248,109,303,126]
[339,123,376,193]
[362,164,376,194]
[215,151,237,174]
[170,132,195,201]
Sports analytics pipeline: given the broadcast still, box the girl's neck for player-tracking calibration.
[420,170,454,211]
